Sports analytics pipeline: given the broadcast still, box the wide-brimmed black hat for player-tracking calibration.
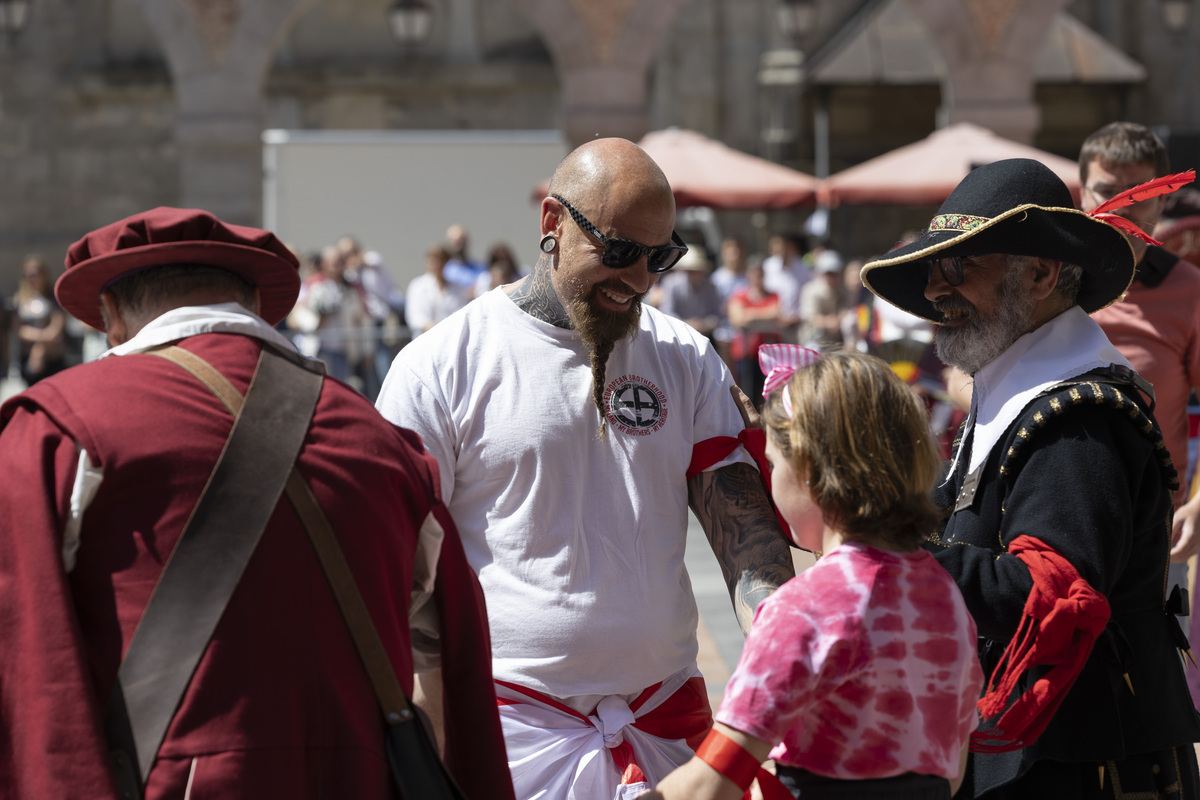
[860,158,1136,322]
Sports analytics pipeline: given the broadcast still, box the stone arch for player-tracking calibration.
[510,0,695,147]
[129,0,318,224]
[907,0,1072,143]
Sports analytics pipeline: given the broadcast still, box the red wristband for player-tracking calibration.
[694,728,760,790]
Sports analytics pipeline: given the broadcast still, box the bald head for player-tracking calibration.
[548,138,674,220]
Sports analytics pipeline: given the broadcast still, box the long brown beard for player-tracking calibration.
[566,278,643,438]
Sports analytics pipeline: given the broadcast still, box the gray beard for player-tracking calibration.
[933,266,1034,375]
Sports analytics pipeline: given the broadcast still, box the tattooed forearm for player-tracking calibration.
[689,462,794,634]
[507,255,572,329]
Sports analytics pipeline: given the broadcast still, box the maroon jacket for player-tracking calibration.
[0,332,512,800]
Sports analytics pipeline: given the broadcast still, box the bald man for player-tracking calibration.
[376,138,794,798]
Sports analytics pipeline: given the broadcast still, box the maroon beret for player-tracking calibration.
[56,207,301,330]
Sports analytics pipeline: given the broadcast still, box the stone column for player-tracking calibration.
[512,0,693,148]
[908,0,1070,143]
[445,0,481,63]
[131,0,316,226]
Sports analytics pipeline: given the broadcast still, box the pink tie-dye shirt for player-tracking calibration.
[716,542,983,779]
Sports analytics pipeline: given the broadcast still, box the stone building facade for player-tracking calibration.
[0,0,1197,290]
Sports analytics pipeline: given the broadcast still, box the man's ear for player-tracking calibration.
[1028,258,1062,301]
[540,196,564,237]
[99,291,128,347]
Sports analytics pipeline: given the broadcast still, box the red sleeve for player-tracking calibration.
[0,406,119,799]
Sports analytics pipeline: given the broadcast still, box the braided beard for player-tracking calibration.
[565,277,644,438]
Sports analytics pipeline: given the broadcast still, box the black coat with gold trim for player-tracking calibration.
[928,370,1200,792]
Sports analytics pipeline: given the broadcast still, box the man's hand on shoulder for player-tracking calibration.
[729,385,761,430]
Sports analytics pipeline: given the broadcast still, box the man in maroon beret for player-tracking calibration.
[0,207,513,800]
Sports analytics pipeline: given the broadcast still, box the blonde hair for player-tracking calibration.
[762,349,942,549]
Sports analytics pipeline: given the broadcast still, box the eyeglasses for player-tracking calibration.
[928,255,965,287]
[1084,182,1141,202]
[551,194,689,273]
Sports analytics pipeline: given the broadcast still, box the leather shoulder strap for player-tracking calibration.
[147,345,414,720]
[104,345,324,788]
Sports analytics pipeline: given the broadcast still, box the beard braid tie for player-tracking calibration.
[590,338,615,439]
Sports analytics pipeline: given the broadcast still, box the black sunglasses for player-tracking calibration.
[551,194,689,273]
[928,255,965,287]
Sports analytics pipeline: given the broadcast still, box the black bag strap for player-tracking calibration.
[103,345,323,794]
[144,345,465,800]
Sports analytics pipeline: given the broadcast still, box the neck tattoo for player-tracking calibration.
[509,256,572,329]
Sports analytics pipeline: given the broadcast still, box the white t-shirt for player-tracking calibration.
[377,288,752,700]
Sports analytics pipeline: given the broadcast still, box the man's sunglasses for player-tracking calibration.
[551,194,689,273]
[928,255,965,287]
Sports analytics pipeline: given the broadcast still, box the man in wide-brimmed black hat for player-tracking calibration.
[863,158,1200,799]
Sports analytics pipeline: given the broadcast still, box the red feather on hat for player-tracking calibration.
[1089,213,1163,246]
[1088,169,1196,215]
[1085,169,1195,247]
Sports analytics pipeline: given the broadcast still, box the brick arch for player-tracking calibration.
[510,0,695,147]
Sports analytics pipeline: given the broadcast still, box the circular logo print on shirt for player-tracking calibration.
[604,374,668,436]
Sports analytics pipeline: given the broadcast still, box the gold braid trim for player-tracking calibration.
[1001,380,1178,492]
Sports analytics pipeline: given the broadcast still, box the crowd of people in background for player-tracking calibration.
[0,222,530,404]
[282,223,527,401]
[0,223,957,425]
[0,205,1188,467]
[276,223,957,427]
[646,230,968,459]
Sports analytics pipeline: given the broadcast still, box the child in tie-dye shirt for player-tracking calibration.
[644,349,982,800]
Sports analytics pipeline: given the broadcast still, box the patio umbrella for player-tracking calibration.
[818,122,1083,207]
[532,128,819,209]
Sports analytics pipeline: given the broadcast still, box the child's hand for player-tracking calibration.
[731,385,761,429]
